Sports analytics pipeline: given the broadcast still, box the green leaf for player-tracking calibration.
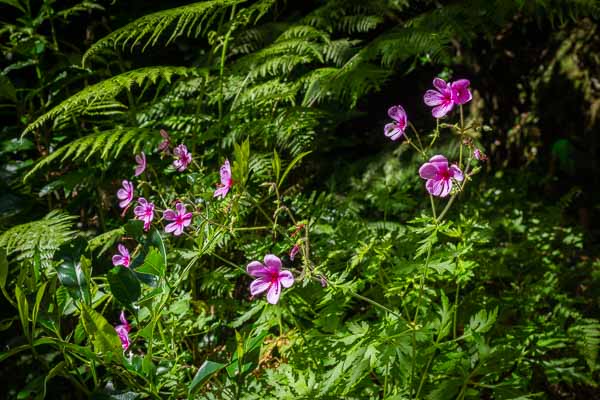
[125,220,145,240]
[80,304,122,355]
[278,150,312,188]
[466,307,498,335]
[15,285,29,340]
[189,360,226,395]
[55,240,91,305]
[108,267,141,306]
[0,0,25,13]
[272,149,281,183]
[233,138,250,188]
[147,229,167,267]
[0,248,7,289]
[31,281,47,335]
[136,247,165,277]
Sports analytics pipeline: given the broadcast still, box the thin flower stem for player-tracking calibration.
[453,281,461,339]
[409,122,425,155]
[429,194,437,220]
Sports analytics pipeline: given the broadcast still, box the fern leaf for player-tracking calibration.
[22,66,194,136]
[82,0,244,63]
[24,127,155,181]
[0,211,76,271]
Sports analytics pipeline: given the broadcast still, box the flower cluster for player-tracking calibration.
[384,76,479,197]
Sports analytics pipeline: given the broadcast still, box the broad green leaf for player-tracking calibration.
[80,304,122,355]
[278,150,312,188]
[189,360,226,395]
[107,267,141,306]
[55,242,91,305]
[136,247,165,277]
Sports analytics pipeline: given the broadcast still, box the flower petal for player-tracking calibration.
[419,163,438,180]
[220,160,231,183]
[266,281,281,304]
[250,278,271,296]
[112,255,125,266]
[176,203,186,215]
[263,254,282,271]
[431,102,454,118]
[165,222,178,233]
[384,124,404,141]
[449,164,464,181]
[433,77,449,91]
[278,270,294,288]
[118,245,128,258]
[163,209,177,221]
[423,90,445,106]
[451,79,472,105]
[247,261,268,277]
[387,105,406,124]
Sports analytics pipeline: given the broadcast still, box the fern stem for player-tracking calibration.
[218,5,237,120]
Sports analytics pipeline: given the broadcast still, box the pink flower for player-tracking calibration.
[173,144,192,172]
[418,155,464,197]
[450,79,472,105]
[213,159,233,199]
[473,148,487,161]
[384,105,407,141]
[134,197,155,231]
[247,254,294,304]
[112,244,131,268]
[163,202,193,236]
[289,244,300,261]
[134,152,146,177]
[424,78,454,118]
[158,129,171,153]
[117,180,134,209]
[115,311,131,350]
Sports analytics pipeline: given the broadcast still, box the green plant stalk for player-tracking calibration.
[218,5,237,120]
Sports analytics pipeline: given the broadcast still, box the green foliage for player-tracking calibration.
[1,0,598,399]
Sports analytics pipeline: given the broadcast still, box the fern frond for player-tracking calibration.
[0,210,77,270]
[22,66,194,136]
[24,127,155,181]
[83,0,244,63]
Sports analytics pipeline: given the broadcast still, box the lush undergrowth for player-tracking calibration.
[1,1,599,399]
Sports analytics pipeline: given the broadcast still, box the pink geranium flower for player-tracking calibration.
[163,202,193,236]
[117,180,134,209]
[115,311,131,350]
[213,159,233,199]
[134,197,155,231]
[450,79,472,105]
[247,254,294,304]
[384,105,408,141]
[134,152,146,177]
[289,244,300,261]
[173,144,192,172]
[112,244,131,268]
[158,129,171,153]
[424,78,454,118]
[418,155,464,197]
